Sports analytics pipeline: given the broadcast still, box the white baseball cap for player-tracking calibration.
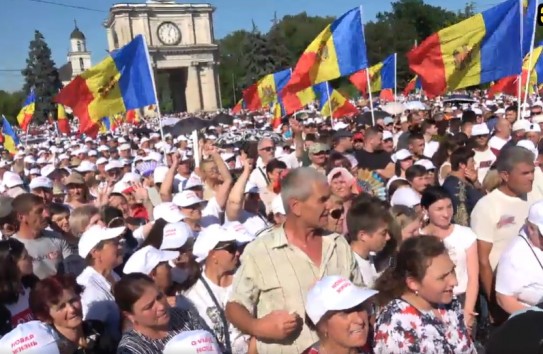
[78,225,126,258]
[153,166,169,184]
[192,224,252,262]
[414,159,436,171]
[118,143,131,151]
[173,190,204,208]
[29,176,53,190]
[163,330,222,354]
[517,139,538,160]
[528,200,543,235]
[183,174,204,190]
[512,119,530,132]
[382,130,393,141]
[105,160,123,172]
[527,123,541,133]
[471,123,490,136]
[0,321,60,354]
[305,276,378,325]
[3,171,23,188]
[390,187,421,208]
[123,245,179,275]
[40,164,56,178]
[532,114,543,124]
[96,157,108,165]
[160,222,194,250]
[153,202,185,223]
[75,160,97,173]
[223,221,255,242]
[391,149,412,163]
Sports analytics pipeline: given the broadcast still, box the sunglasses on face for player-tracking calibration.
[353,140,363,143]
[330,208,344,220]
[313,151,328,156]
[260,147,274,152]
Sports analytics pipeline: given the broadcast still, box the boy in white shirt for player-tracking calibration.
[346,198,391,288]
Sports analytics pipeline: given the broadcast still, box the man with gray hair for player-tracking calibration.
[226,167,362,354]
[471,146,535,320]
[249,137,276,192]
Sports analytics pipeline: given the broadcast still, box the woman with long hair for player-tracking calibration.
[0,238,37,336]
[420,186,479,333]
[29,274,118,354]
[373,236,476,354]
[115,273,205,354]
[65,174,93,210]
[433,133,468,185]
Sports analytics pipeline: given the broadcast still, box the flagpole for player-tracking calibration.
[522,0,538,117]
[359,5,374,125]
[394,53,397,102]
[141,34,164,139]
[325,81,333,118]
[517,0,524,120]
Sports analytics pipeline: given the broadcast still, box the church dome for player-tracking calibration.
[70,26,85,40]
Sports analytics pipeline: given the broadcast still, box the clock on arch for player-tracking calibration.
[157,21,181,46]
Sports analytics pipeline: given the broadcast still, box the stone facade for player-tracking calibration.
[103,0,221,113]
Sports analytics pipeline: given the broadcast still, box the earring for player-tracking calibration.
[415,290,419,296]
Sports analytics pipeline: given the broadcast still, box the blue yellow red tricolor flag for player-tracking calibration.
[16,90,35,131]
[242,69,291,111]
[57,104,70,135]
[522,0,537,57]
[55,35,156,136]
[281,7,368,95]
[2,115,20,154]
[232,99,244,114]
[489,45,543,97]
[350,54,396,95]
[403,76,422,96]
[313,82,358,118]
[407,0,522,97]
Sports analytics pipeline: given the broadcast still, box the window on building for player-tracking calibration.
[79,58,84,71]
[77,41,82,52]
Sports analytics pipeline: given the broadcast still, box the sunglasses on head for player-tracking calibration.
[213,241,238,254]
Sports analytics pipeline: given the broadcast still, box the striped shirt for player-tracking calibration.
[116,307,205,354]
[227,225,363,354]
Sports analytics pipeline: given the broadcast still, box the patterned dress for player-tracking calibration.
[373,298,476,354]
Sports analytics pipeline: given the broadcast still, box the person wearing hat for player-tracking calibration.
[495,199,543,315]
[302,276,377,354]
[76,225,126,339]
[186,224,252,353]
[307,143,329,175]
[471,123,496,184]
[114,273,205,354]
[2,171,27,198]
[65,173,91,210]
[29,176,54,205]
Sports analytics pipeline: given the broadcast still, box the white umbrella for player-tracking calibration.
[381,102,406,115]
[405,101,427,111]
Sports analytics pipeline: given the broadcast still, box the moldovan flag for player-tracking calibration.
[403,76,423,96]
[126,110,139,125]
[313,82,358,118]
[407,0,522,97]
[232,99,244,114]
[243,69,291,111]
[16,90,35,131]
[350,54,396,96]
[281,6,368,95]
[489,45,543,97]
[55,35,157,136]
[1,116,20,154]
[57,104,70,135]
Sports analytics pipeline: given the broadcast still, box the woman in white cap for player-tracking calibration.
[163,329,222,354]
[76,225,126,340]
[186,224,252,354]
[387,149,414,189]
[302,275,377,354]
[115,273,205,354]
[373,236,476,353]
[29,274,118,354]
[65,173,92,210]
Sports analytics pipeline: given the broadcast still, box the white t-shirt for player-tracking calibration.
[185,272,248,354]
[471,189,529,270]
[528,168,543,206]
[442,225,477,295]
[201,197,223,228]
[353,252,378,288]
[424,140,439,159]
[473,147,496,184]
[488,136,509,152]
[5,288,34,327]
[495,229,543,307]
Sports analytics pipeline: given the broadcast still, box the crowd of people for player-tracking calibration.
[0,94,543,354]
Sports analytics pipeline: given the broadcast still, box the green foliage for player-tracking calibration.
[0,91,25,125]
[218,0,478,106]
[21,30,62,125]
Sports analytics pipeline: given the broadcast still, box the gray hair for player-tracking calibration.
[257,137,274,149]
[281,167,327,213]
[495,146,534,173]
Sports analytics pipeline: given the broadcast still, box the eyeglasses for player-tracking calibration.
[313,151,328,156]
[353,140,363,143]
[330,208,344,220]
[259,147,274,152]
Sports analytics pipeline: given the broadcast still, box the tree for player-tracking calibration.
[218,30,251,107]
[21,30,62,125]
[266,25,292,71]
[239,29,276,89]
[0,90,25,125]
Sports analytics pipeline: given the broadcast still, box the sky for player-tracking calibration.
[0,0,500,92]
